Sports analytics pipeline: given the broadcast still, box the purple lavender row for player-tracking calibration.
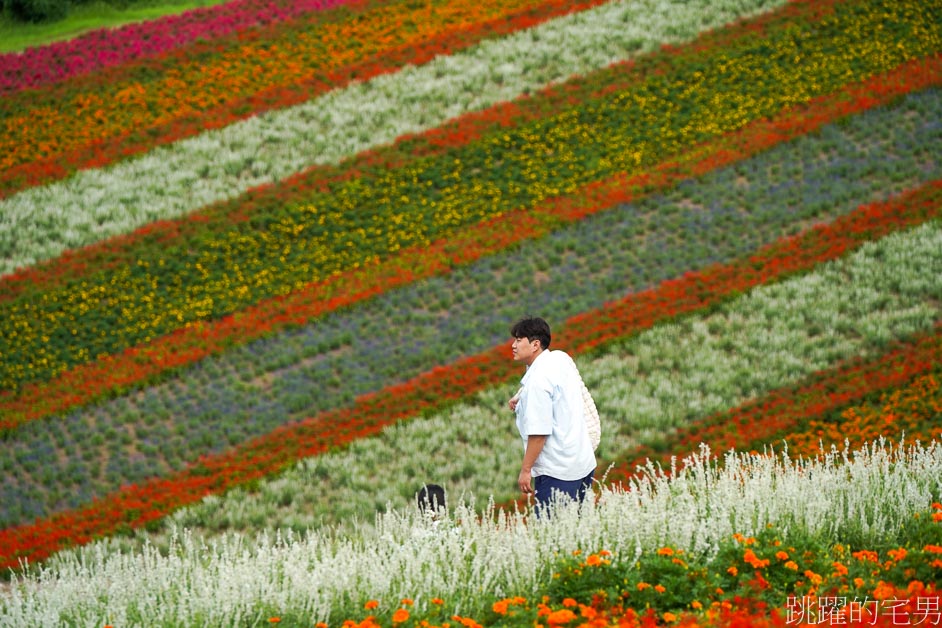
[0,0,357,95]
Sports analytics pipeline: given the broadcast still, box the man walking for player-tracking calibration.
[509,316,596,516]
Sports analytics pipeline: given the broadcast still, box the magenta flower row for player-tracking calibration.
[0,0,358,95]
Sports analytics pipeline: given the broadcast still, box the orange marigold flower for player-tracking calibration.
[562,598,577,608]
[431,598,444,605]
[933,512,942,523]
[785,560,799,571]
[853,550,879,563]
[657,547,675,556]
[316,623,328,628]
[832,561,849,576]
[364,600,379,610]
[804,570,823,585]
[888,548,907,562]
[268,618,281,624]
[743,549,769,569]
[663,612,677,623]
[924,545,942,554]
[854,577,865,588]
[492,600,510,615]
[691,601,703,610]
[599,550,612,557]
[580,604,599,619]
[401,599,414,606]
[637,582,652,591]
[654,585,666,594]
[727,566,738,577]
[546,609,577,625]
[775,551,790,561]
[873,580,896,601]
[392,609,410,624]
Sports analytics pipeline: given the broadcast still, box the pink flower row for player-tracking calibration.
[0,0,359,95]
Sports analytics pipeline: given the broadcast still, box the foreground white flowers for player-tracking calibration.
[2,438,938,626]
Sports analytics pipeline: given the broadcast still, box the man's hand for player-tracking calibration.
[518,435,546,494]
[518,468,532,494]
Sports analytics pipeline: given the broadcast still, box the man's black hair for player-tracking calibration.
[510,316,551,350]
[417,483,447,512]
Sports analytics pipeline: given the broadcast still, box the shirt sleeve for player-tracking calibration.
[520,373,554,436]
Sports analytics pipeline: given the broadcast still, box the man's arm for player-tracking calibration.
[518,435,547,494]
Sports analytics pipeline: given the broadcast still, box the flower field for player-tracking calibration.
[1,0,942,625]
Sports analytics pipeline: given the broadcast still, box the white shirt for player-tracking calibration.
[515,350,596,480]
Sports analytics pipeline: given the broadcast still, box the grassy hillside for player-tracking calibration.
[0,0,229,53]
[1,0,941,625]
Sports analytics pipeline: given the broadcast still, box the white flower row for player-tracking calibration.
[0,0,788,277]
[3,438,939,626]
[82,222,942,554]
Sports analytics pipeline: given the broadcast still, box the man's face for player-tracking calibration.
[511,336,541,365]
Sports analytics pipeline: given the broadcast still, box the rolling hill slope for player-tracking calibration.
[1,0,941,624]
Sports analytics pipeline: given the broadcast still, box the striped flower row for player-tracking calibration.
[1,63,937,438]
[104,216,942,546]
[0,0,601,191]
[3,88,939,529]
[1,0,878,299]
[149,329,942,554]
[2,176,939,566]
[3,1,939,396]
[0,0,789,275]
[1,59,938,434]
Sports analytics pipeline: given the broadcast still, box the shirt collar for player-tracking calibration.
[520,349,550,383]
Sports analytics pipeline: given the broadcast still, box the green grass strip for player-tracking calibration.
[0,0,231,53]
